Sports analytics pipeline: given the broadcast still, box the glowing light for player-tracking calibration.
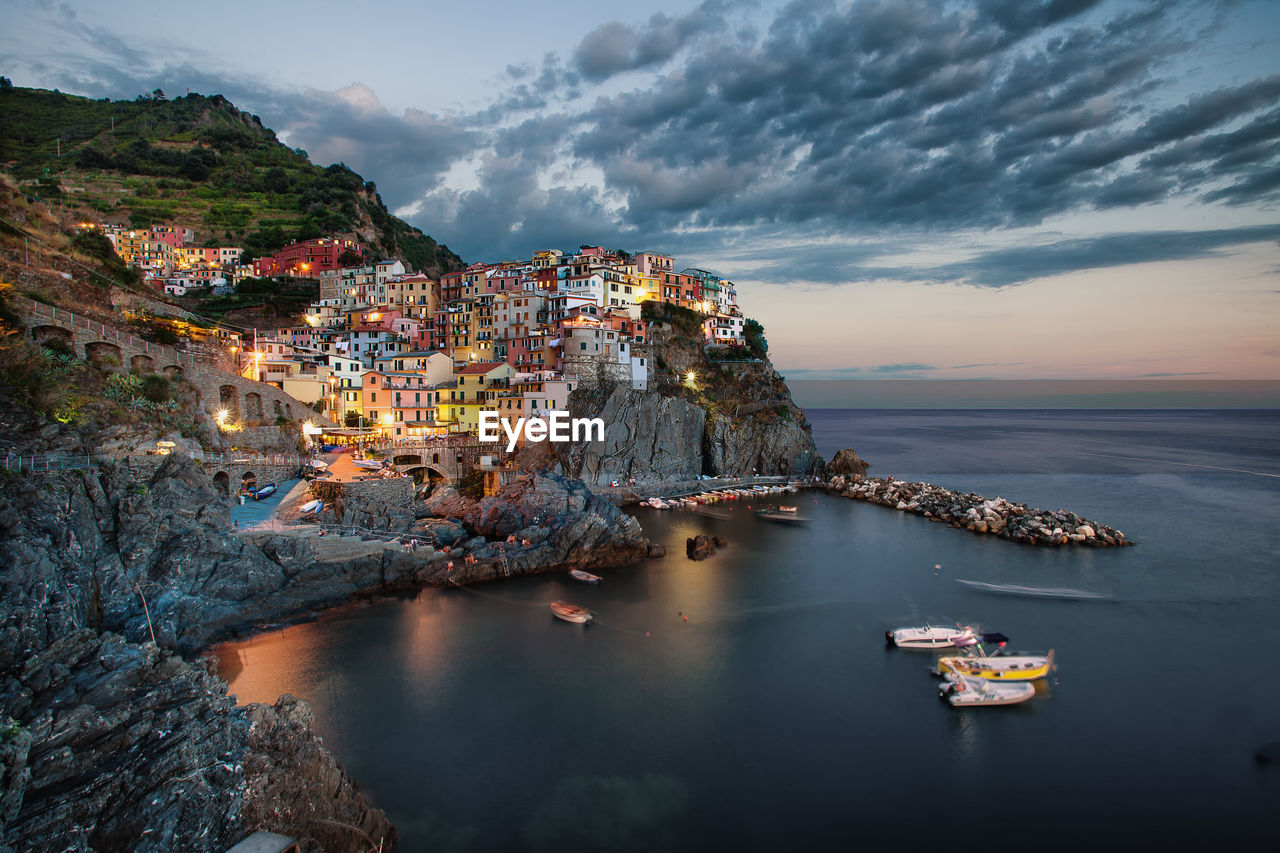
[214,408,229,424]
[684,370,698,389]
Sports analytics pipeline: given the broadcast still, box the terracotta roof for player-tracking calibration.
[455,362,509,374]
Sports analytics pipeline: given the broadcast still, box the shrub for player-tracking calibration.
[141,374,171,403]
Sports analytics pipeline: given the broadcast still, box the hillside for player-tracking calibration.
[0,85,465,277]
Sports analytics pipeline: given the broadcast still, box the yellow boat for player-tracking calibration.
[938,648,1054,681]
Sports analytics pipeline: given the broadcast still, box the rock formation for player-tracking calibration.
[686,534,727,560]
[0,453,652,850]
[552,319,823,485]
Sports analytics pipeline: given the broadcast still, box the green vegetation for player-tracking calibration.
[0,86,465,277]
[641,300,706,336]
[187,276,317,319]
[743,318,767,358]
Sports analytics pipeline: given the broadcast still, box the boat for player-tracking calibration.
[776,505,798,513]
[352,459,384,469]
[300,499,323,514]
[955,579,1112,600]
[886,625,983,649]
[569,569,601,584]
[939,672,1036,707]
[250,482,277,500]
[550,601,594,623]
[938,646,1054,681]
[755,509,809,524]
[308,459,328,470]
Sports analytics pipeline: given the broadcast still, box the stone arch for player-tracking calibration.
[244,392,264,422]
[285,403,293,419]
[273,399,284,421]
[212,470,230,496]
[394,453,423,466]
[408,466,448,486]
[163,364,184,381]
[85,340,123,368]
[130,354,155,374]
[31,325,73,349]
[219,385,240,422]
[240,471,258,490]
[431,452,440,464]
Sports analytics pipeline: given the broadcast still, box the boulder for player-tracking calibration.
[686,534,726,561]
[827,448,870,481]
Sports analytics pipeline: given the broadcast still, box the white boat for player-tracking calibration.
[352,459,385,469]
[308,459,328,470]
[300,499,323,514]
[939,672,1035,707]
[569,570,601,584]
[550,601,594,623]
[886,625,980,649]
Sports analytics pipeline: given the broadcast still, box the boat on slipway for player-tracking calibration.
[886,625,985,649]
[249,482,277,501]
[550,601,594,624]
[938,647,1054,682]
[939,672,1036,707]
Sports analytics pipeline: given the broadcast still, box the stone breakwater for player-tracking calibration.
[828,475,1132,546]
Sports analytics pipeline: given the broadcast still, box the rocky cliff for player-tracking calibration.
[0,455,653,850]
[553,316,823,485]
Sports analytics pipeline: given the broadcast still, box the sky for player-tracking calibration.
[3,0,1279,383]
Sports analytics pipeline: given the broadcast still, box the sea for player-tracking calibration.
[214,409,1280,852]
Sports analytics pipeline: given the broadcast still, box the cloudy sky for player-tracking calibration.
[4,0,1279,381]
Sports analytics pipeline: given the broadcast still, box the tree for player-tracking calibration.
[152,88,167,101]
[744,318,768,358]
[0,77,13,89]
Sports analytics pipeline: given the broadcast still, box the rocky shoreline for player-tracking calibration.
[827,474,1132,546]
[0,455,656,852]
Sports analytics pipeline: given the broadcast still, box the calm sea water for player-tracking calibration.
[215,410,1280,851]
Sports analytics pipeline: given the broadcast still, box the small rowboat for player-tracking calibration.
[300,499,323,514]
[550,601,593,623]
[251,483,277,500]
[352,459,384,469]
[569,570,601,584]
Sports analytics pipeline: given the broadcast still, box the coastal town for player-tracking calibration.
[82,224,752,443]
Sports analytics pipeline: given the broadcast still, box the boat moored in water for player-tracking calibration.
[939,672,1036,707]
[886,625,983,649]
[550,601,594,623]
[938,646,1054,681]
[568,570,601,584]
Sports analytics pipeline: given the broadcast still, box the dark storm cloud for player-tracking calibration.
[914,224,1280,287]
[572,1,727,81]
[10,0,1278,280]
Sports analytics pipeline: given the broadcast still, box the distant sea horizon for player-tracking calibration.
[784,379,1280,409]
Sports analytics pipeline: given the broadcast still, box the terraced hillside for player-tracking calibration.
[0,85,464,277]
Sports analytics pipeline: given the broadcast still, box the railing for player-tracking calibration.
[15,296,220,367]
